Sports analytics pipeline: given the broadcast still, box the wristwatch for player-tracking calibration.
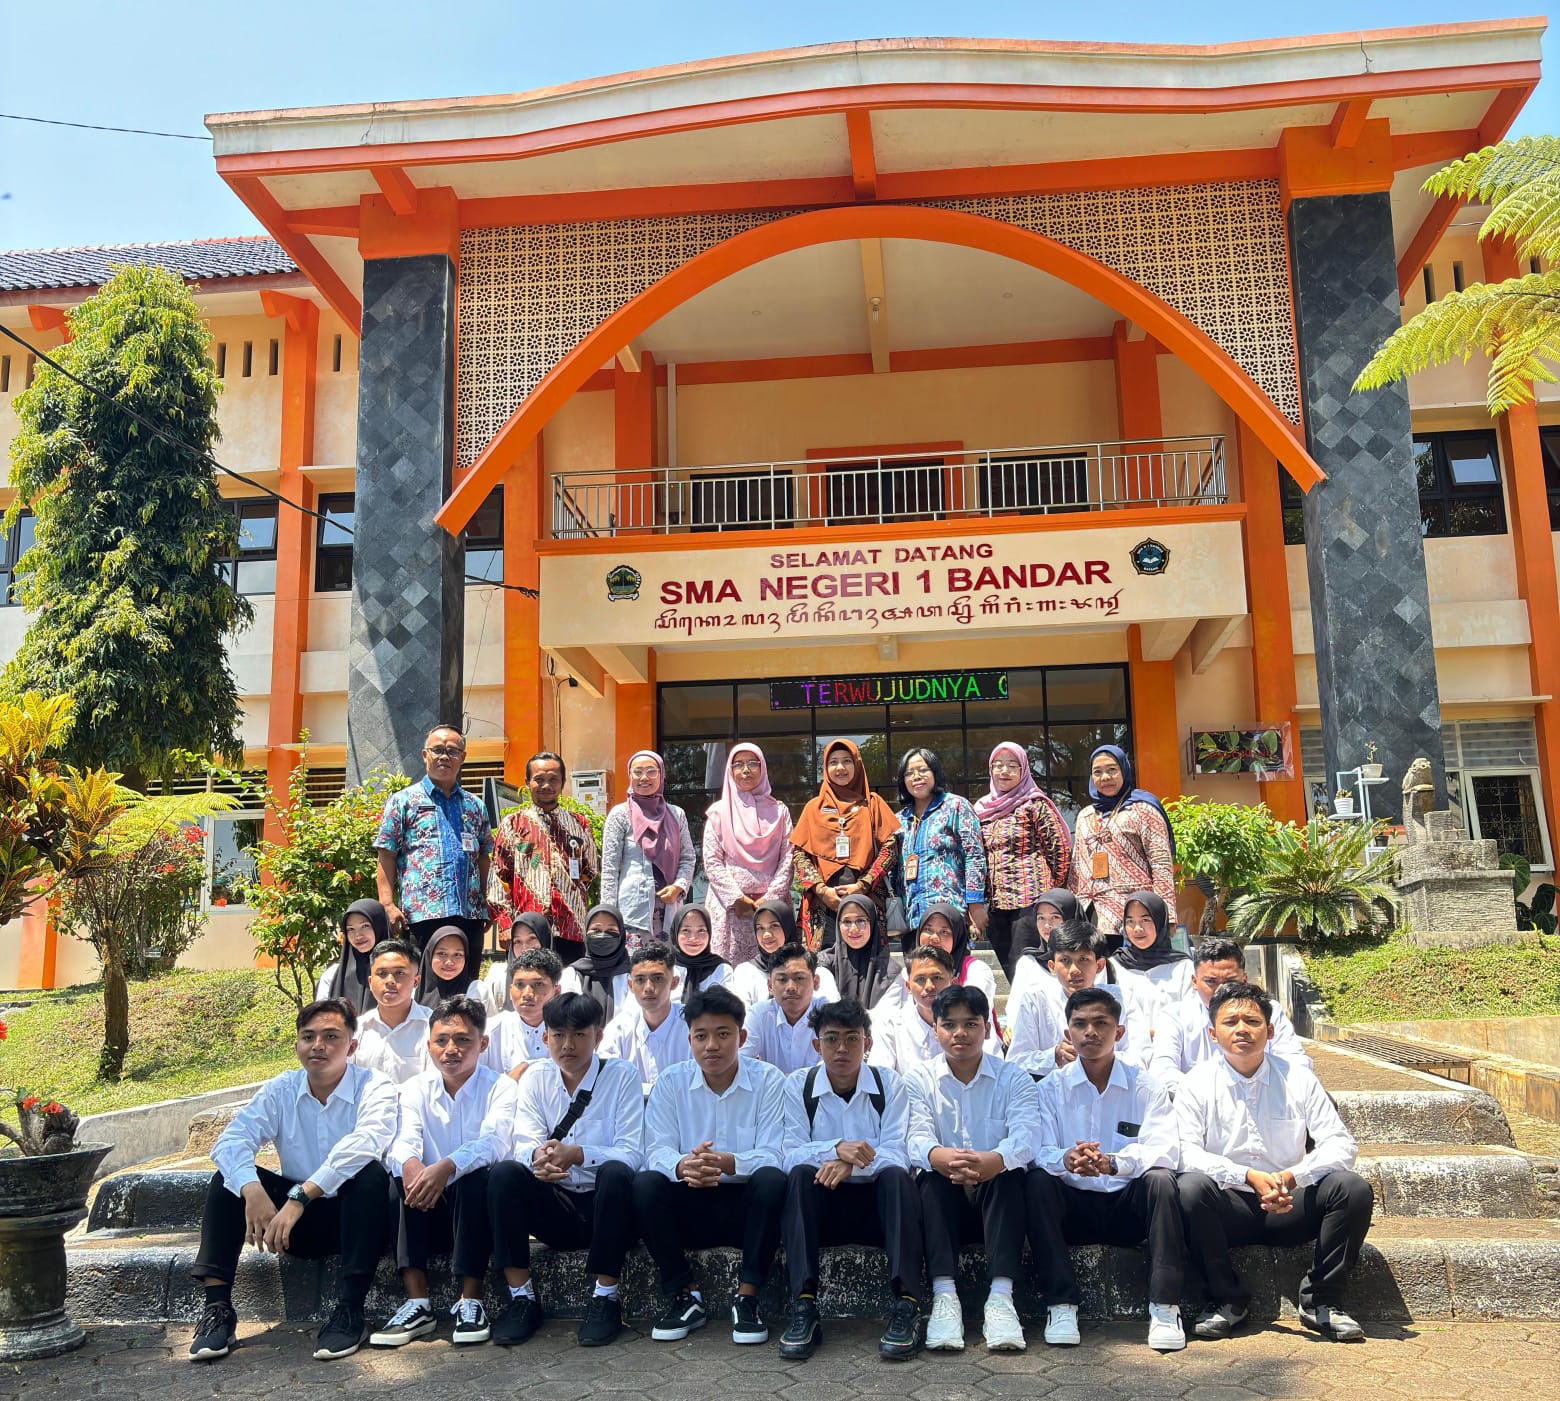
[286,1185,311,1208]
[1105,1155,1119,1177]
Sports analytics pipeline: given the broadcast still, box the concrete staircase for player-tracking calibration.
[65,1035,1560,1328]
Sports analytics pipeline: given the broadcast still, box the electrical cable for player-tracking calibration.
[0,112,212,141]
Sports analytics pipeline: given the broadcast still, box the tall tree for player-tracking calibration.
[3,265,252,787]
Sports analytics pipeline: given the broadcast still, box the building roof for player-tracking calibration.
[0,237,295,293]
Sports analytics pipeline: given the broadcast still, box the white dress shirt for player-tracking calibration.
[601,1001,691,1091]
[644,1056,788,1182]
[211,1063,398,1199]
[558,967,631,1016]
[480,959,510,1015]
[1032,1056,1178,1193]
[1149,994,1313,1088]
[904,1052,1040,1173]
[511,1054,645,1191]
[741,995,827,1074]
[1007,979,1156,1075]
[480,1010,550,1075]
[867,999,1004,1072]
[781,1062,910,1178]
[388,1063,518,1180]
[1116,959,1194,1007]
[729,961,838,1011]
[1174,1054,1357,1193]
[353,1002,432,1084]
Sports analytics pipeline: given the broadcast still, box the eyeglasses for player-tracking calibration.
[904,766,933,779]
[426,745,464,759]
[730,759,762,772]
[990,761,1024,773]
[818,1033,865,1049]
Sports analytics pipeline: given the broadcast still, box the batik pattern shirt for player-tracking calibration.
[980,796,1073,911]
[1068,802,1176,929]
[374,777,494,923]
[490,804,599,945]
[892,792,988,929]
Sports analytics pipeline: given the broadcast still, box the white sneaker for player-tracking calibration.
[982,1292,1026,1351]
[924,1292,965,1351]
[1147,1303,1185,1352]
[1043,1303,1081,1346]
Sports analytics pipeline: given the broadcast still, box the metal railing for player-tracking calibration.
[550,435,1225,539]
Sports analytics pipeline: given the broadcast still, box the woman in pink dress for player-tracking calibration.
[701,743,795,964]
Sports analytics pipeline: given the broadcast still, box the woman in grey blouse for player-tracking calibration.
[600,749,696,944]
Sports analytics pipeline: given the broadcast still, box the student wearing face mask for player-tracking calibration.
[560,907,635,1022]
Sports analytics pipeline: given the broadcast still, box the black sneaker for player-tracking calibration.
[369,1300,437,1347]
[651,1291,708,1341]
[1299,1304,1365,1342]
[188,1301,237,1361]
[312,1302,367,1360]
[731,1293,768,1345]
[880,1296,921,1360]
[778,1297,821,1359]
[1193,1303,1249,1341]
[451,1297,490,1345]
[492,1295,544,1346]
[577,1294,624,1347]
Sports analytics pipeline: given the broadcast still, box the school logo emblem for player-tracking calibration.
[605,564,642,602]
[1129,538,1171,576]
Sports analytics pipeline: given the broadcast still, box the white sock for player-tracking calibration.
[990,1278,1014,1298]
[593,1282,620,1299]
[932,1277,958,1297]
[408,1296,430,1312]
[510,1282,534,1300]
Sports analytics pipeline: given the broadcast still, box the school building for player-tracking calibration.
[1,19,1555,986]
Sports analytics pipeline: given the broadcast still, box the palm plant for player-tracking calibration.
[1225,817,1398,943]
[1354,136,1560,413]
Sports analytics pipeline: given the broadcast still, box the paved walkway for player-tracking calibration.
[12,1318,1560,1400]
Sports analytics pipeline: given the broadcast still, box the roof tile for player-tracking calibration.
[0,236,295,293]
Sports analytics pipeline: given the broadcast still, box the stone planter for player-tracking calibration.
[0,1142,112,1360]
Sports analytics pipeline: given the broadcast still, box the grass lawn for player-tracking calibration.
[0,969,299,1117]
[1304,930,1560,1023]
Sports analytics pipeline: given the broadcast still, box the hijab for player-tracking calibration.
[511,911,553,950]
[918,902,974,980]
[626,750,682,885]
[751,899,798,974]
[417,925,474,1009]
[325,898,388,1014]
[824,892,897,1008]
[707,743,790,873]
[974,741,1073,835]
[669,904,727,1004]
[1019,888,1081,962]
[572,905,632,1019]
[789,738,900,881]
[1087,744,1177,862]
[1113,890,1189,971]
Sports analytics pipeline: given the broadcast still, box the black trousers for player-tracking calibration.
[783,1163,923,1301]
[632,1166,787,1292]
[489,1158,637,1279]
[395,1167,492,1278]
[1024,1167,1185,1304]
[1177,1169,1374,1310]
[984,904,1039,980]
[191,1162,389,1304]
[408,914,488,955]
[916,1167,1026,1282]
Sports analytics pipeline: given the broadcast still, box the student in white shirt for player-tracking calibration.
[1023,988,1186,1353]
[1175,982,1373,1344]
[1149,940,1312,1089]
[1008,921,1156,1075]
[481,946,563,1078]
[315,899,388,1011]
[1006,888,1082,1009]
[778,1000,922,1363]
[634,985,788,1348]
[189,998,397,1364]
[353,940,432,1085]
[416,925,488,1010]
[729,901,840,1009]
[868,945,1002,1072]
[1112,891,1193,1002]
[370,995,518,1349]
[741,942,827,1074]
[906,984,1039,1355]
[480,911,552,1015]
[560,905,633,1021]
[670,905,732,1000]
[600,944,691,1092]
[488,992,645,1350]
[914,903,998,1008]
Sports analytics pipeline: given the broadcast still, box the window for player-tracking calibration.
[1460,772,1551,868]
[215,500,279,594]
[1,512,37,606]
[978,451,1090,514]
[1279,470,1305,544]
[465,488,504,582]
[824,457,944,523]
[1537,428,1560,530]
[1416,431,1505,537]
[688,471,795,532]
[207,812,263,908]
[314,493,354,592]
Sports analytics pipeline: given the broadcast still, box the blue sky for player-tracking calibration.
[1,0,1555,249]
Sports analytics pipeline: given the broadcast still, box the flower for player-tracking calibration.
[0,1019,7,1041]
[43,1103,63,1115]
[20,1096,39,1111]
[212,897,228,908]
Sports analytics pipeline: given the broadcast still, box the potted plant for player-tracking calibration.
[1361,742,1383,781]
[0,1027,112,1360]
[1226,817,1398,943]
[1333,788,1356,817]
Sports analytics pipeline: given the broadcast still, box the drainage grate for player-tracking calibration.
[1339,1032,1473,1085]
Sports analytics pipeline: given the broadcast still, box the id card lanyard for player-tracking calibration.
[904,812,923,883]
[1089,808,1116,883]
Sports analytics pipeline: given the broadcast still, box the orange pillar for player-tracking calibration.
[613,352,657,532]
[1485,240,1560,857]
[613,654,659,796]
[15,892,58,990]
[1113,321,1164,502]
[258,292,319,844]
[1238,422,1307,823]
[1127,624,1181,800]
[503,437,546,781]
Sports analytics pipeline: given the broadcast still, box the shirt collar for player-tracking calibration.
[701,1056,757,1099]
[818,1063,869,1099]
[421,774,462,805]
[296,1063,361,1108]
[936,1051,996,1086]
[1057,1054,1129,1095]
[1217,1053,1272,1091]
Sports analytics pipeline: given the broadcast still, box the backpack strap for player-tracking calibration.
[803,1064,822,1132]
[867,1064,887,1121]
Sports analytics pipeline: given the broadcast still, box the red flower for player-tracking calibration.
[212,898,228,908]
[0,1020,7,1041]
[43,1103,63,1115]
[20,1096,39,1111]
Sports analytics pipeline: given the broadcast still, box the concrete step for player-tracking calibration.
[67,1218,1560,1326]
[1331,1088,1515,1147]
[1355,1143,1558,1219]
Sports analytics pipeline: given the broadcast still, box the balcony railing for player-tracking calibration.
[550,435,1226,539]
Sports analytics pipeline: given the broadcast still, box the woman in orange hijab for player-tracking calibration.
[789,739,901,950]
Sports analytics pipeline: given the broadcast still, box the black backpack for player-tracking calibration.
[802,1063,887,1131]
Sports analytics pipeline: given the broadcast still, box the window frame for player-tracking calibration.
[1,510,37,606]
[204,809,266,911]
[1414,429,1506,539]
[215,499,280,595]
[1451,766,1554,872]
[314,492,355,593]
[464,487,506,582]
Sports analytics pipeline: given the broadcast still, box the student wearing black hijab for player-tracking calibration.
[417,926,483,1010]
[914,903,998,1007]
[1113,890,1193,1002]
[486,912,555,1013]
[560,906,634,1021]
[731,901,843,1008]
[1010,888,1084,1011]
[668,905,730,1004]
[822,893,899,1009]
[317,899,390,1013]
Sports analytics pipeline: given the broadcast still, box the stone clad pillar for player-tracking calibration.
[346,251,464,784]
[1287,191,1446,820]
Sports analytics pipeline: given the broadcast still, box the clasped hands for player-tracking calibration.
[530,1139,585,1183]
[1246,1168,1297,1214]
[928,1145,1003,1185]
[676,1140,737,1187]
[815,1139,875,1188]
[1061,1140,1116,1177]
